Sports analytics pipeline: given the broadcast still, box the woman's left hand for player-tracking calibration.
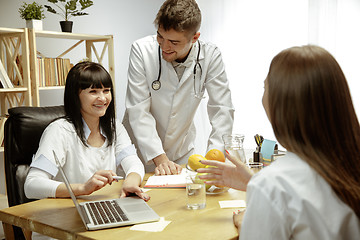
[233,209,245,230]
[119,172,150,201]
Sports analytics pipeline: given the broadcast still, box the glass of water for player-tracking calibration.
[222,134,247,163]
[186,175,206,209]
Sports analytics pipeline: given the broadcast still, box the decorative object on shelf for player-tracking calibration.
[18,1,45,31]
[0,59,14,88]
[44,0,94,33]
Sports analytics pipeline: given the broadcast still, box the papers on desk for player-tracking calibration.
[219,200,246,208]
[144,169,187,188]
[130,217,171,232]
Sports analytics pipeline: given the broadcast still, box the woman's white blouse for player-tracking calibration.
[241,152,360,240]
[24,118,144,199]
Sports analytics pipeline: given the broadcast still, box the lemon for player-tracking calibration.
[193,173,207,184]
[194,173,212,191]
[188,154,207,171]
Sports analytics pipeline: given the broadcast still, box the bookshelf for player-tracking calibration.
[28,29,115,106]
[0,27,32,114]
[0,27,32,153]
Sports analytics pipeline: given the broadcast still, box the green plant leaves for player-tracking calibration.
[45,0,93,21]
[19,2,46,20]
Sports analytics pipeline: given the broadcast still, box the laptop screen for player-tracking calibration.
[52,150,90,227]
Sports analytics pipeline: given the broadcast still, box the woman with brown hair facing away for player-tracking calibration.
[198,45,360,239]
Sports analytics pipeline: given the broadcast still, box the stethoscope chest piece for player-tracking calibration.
[152,80,161,90]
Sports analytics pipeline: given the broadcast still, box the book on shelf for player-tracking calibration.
[37,57,72,87]
[0,59,14,88]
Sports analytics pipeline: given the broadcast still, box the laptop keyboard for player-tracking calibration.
[85,200,129,225]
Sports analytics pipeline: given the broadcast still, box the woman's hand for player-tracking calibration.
[233,209,245,231]
[197,151,253,191]
[120,172,150,201]
[79,170,118,195]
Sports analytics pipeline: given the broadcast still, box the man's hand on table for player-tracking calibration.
[153,153,182,175]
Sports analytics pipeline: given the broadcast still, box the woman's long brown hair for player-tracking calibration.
[267,45,360,217]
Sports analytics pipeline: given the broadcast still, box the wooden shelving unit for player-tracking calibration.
[0,27,32,115]
[0,27,32,153]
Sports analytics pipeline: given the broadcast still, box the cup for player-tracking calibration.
[186,175,206,209]
[222,134,247,163]
[247,162,263,174]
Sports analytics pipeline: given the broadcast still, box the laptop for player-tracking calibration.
[53,150,160,230]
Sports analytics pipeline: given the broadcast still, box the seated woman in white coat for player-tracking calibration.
[198,45,360,239]
[25,61,149,202]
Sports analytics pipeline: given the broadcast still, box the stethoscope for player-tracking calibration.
[152,41,205,99]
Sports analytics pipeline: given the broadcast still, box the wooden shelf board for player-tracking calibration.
[0,87,28,93]
[0,27,25,34]
[39,86,65,90]
[34,30,112,41]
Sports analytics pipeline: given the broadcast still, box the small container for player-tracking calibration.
[222,134,247,163]
[186,175,206,209]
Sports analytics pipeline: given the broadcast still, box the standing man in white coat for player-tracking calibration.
[123,0,234,175]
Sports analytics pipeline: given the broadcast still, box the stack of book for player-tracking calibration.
[37,57,72,87]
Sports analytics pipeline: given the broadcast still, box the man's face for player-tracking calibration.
[157,26,200,62]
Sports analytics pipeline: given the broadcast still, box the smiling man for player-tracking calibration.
[123,0,234,175]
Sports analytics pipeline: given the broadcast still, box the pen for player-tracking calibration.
[113,176,123,180]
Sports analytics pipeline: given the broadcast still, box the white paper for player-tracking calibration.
[219,200,247,208]
[130,217,171,232]
[144,169,188,188]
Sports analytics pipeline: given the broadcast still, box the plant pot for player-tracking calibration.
[60,21,73,33]
[26,20,43,31]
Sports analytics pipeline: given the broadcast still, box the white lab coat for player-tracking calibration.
[241,152,360,239]
[123,35,234,168]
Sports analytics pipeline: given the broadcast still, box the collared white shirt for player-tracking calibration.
[240,152,360,240]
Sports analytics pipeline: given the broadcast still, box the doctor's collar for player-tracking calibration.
[172,41,198,66]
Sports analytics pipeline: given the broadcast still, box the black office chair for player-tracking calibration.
[4,105,65,240]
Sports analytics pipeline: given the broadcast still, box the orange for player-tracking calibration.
[188,154,207,170]
[205,149,225,162]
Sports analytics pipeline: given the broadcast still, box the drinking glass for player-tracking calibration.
[186,175,206,209]
[222,134,247,163]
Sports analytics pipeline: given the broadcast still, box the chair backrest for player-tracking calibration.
[4,106,65,207]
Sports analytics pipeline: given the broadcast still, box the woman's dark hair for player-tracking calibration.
[267,45,360,217]
[64,61,116,146]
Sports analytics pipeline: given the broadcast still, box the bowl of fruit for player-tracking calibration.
[187,149,229,194]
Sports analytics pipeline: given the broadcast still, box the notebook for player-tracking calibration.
[53,150,160,231]
[144,169,187,188]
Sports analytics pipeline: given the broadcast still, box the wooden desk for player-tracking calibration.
[0,174,245,240]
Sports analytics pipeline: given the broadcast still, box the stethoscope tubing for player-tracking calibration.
[152,41,202,95]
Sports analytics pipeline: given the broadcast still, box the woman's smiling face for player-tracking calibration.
[79,86,112,121]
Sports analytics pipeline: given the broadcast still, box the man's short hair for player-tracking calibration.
[154,0,201,37]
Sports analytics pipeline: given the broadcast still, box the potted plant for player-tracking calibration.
[19,1,46,31]
[45,0,93,33]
